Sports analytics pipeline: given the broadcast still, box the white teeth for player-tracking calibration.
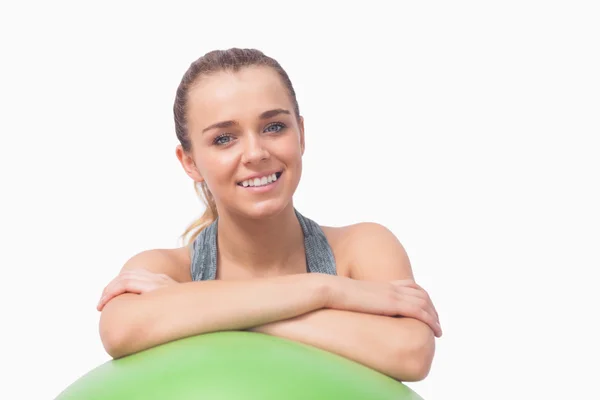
[240,172,280,188]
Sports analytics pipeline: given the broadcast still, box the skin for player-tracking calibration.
[97,66,441,381]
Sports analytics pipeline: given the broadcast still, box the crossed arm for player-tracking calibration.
[251,309,435,381]
[250,223,438,381]
[98,223,440,382]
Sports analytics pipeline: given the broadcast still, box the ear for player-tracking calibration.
[175,145,204,183]
[298,116,305,155]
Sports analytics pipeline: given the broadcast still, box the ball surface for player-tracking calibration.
[56,331,423,399]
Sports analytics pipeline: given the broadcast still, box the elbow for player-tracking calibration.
[100,327,129,359]
[99,312,132,359]
[400,344,435,382]
[389,320,436,382]
[98,298,142,359]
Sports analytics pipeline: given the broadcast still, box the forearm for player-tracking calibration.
[99,274,330,358]
[250,309,435,382]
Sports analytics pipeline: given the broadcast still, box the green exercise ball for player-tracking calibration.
[55,331,423,400]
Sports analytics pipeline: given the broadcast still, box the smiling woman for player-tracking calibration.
[96,48,441,385]
[177,63,305,225]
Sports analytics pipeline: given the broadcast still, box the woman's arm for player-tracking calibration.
[99,249,330,359]
[251,223,440,382]
[98,246,422,360]
[251,309,434,382]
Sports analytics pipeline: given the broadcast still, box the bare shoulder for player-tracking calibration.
[322,222,414,281]
[320,225,353,277]
[121,246,193,283]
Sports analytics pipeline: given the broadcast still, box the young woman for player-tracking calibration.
[96,48,442,382]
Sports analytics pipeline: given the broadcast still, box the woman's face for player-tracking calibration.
[179,66,305,219]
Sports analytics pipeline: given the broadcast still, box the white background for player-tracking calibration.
[1,1,598,399]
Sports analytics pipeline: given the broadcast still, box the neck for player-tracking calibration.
[216,203,305,273]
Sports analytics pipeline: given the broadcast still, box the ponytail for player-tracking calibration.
[181,181,218,247]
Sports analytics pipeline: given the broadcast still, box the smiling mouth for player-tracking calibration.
[237,171,283,187]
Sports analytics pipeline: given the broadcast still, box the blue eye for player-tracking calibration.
[265,122,286,133]
[213,134,232,145]
[213,123,285,146]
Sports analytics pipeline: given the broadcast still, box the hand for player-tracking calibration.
[327,277,442,337]
[96,269,178,312]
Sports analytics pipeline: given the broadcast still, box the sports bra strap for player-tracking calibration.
[190,209,336,281]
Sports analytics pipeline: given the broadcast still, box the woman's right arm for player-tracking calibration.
[99,249,331,359]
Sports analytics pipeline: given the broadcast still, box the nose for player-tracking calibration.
[241,134,270,165]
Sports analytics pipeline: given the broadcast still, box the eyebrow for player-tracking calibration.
[202,108,291,134]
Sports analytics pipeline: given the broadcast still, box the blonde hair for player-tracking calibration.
[173,48,301,246]
[181,181,218,247]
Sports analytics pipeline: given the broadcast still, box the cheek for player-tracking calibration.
[196,150,238,185]
[277,135,303,163]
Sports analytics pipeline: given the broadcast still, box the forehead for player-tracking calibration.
[187,66,291,129]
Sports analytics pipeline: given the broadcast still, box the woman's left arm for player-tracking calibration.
[250,223,440,382]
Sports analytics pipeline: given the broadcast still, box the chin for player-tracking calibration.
[238,198,292,220]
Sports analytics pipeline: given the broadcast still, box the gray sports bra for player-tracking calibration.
[190,209,337,281]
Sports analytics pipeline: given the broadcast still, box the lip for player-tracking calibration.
[236,170,283,185]
[237,171,283,194]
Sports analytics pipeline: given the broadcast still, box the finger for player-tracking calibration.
[431,301,439,320]
[415,288,439,322]
[97,287,136,311]
[97,284,130,311]
[421,303,442,337]
[97,271,176,311]
[394,282,440,322]
[397,289,441,329]
[398,302,439,335]
[392,280,434,302]
[101,273,131,298]
[391,281,428,298]
[97,279,150,311]
[420,308,442,338]
[394,296,441,337]
[421,292,439,322]
[116,270,175,288]
[102,270,161,295]
[391,279,419,288]
[101,277,119,298]
[394,286,429,300]
[134,270,176,284]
